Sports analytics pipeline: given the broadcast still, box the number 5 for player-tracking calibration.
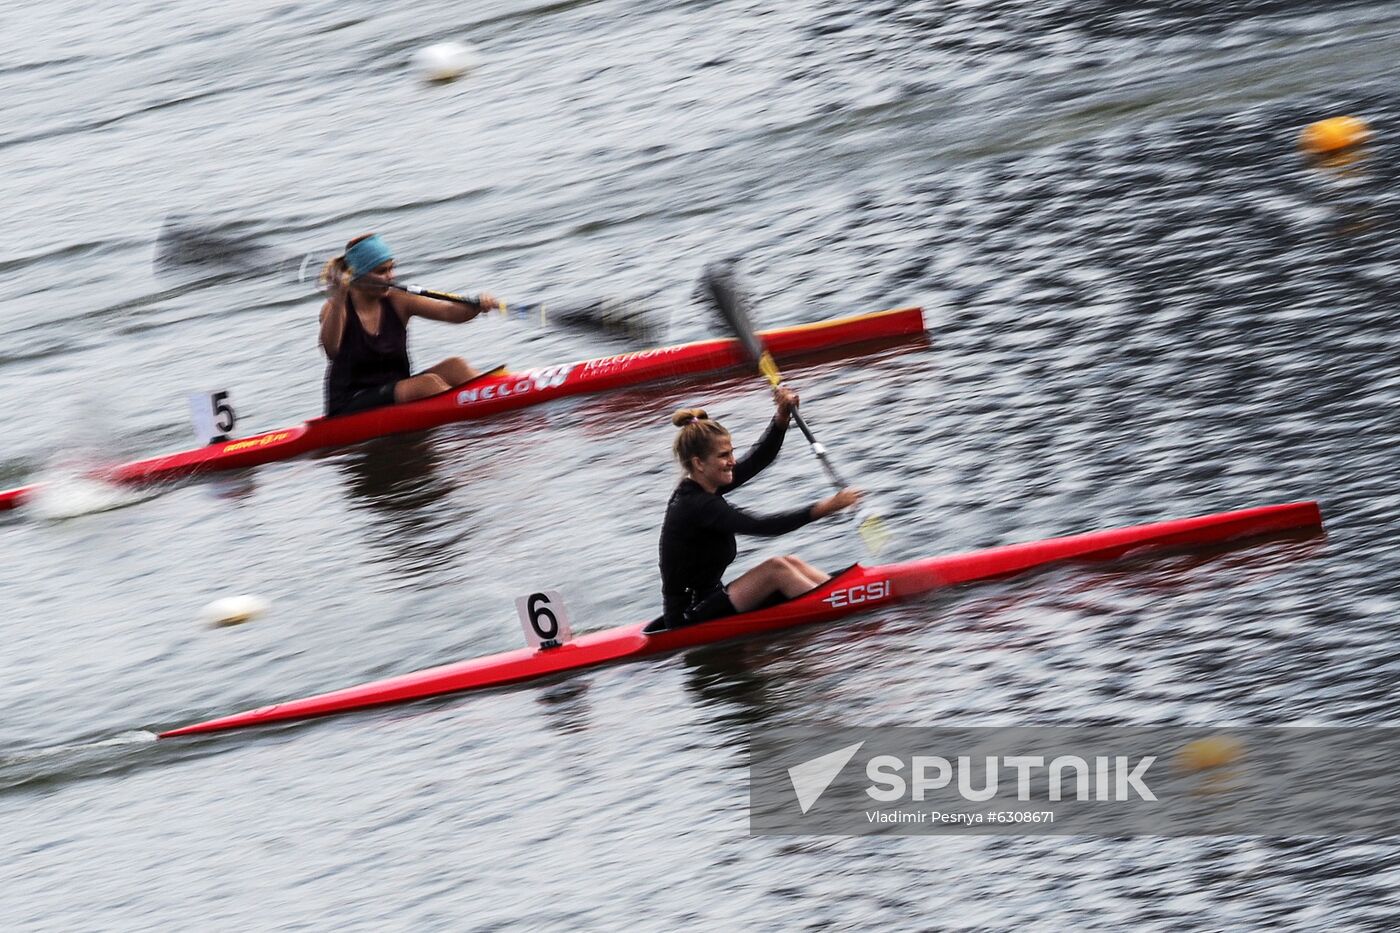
[188,389,238,445]
[212,391,236,435]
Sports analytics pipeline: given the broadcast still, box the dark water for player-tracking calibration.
[3,0,1400,928]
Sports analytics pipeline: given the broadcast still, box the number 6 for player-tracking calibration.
[527,593,558,639]
[515,589,573,649]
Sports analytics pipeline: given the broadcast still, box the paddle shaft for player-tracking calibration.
[756,347,889,551]
[372,280,542,320]
[378,281,485,306]
[699,263,891,549]
[750,356,850,490]
[359,280,651,339]
[789,408,849,490]
[701,267,858,487]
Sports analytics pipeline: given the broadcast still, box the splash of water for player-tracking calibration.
[25,462,161,520]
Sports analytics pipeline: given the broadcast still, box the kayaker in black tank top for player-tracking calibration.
[318,232,501,417]
[324,291,412,415]
[656,387,861,629]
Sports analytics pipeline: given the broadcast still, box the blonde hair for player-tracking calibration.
[318,233,376,291]
[671,408,729,469]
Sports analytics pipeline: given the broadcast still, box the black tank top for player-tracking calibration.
[324,293,411,415]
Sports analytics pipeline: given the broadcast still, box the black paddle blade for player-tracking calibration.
[153,215,281,278]
[699,262,766,363]
[534,299,658,343]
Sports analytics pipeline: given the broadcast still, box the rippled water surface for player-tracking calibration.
[3,0,1400,929]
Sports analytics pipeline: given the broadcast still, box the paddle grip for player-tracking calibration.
[760,351,850,489]
[399,283,482,306]
[792,409,850,490]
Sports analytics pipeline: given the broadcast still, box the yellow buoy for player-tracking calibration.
[201,595,270,627]
[1176,735,1243,772]
[1299,116,1372,156]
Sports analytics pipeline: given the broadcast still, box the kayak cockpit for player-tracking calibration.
[640,565,863,636]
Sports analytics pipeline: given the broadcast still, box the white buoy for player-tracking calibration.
[413,41,480,83]
[201,595,269,627]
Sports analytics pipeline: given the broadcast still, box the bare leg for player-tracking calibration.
[424,356,477,385]
[727,555,831,613]
[393,373,453,403]
[784,556,828,589]
[393,357,478,404]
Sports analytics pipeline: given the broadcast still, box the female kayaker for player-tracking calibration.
[658,387,860,629]
[319,233,500,416]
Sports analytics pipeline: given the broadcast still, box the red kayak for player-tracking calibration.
[0,305,926,511]
[159,500,1322,738]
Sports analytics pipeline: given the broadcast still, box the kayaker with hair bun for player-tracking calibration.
[657,386,861,629]
[319,232,501,416]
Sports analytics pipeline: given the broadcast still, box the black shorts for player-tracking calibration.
[330,381,399,417]
[679,585,737,628]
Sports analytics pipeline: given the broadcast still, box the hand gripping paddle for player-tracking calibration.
[700,263,889,555]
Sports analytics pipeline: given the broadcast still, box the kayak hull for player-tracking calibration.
[158,500,1322,738]
[1,306,926,510]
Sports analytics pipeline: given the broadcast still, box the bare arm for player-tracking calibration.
[319,297,347,358]
[395,288,500,324]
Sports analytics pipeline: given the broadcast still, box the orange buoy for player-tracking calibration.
[1176,735,1243,772]
[1299,116,1373,156]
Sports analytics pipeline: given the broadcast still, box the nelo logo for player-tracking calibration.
[457,380,531,404]
[457,365,574,405]
[822,579,891,609]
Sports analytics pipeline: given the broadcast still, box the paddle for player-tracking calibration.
[155,216,657,342]
[369,280,656,342]
[700,263,889,555]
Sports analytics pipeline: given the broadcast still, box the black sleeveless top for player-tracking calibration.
[324,294,411,416]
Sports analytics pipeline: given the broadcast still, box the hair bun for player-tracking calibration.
[671,407,709,427]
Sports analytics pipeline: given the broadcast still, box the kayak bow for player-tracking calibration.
[159,500,1322,738]
[0,305,926,511]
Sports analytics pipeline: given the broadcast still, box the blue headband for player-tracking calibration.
[344,235,394,278]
